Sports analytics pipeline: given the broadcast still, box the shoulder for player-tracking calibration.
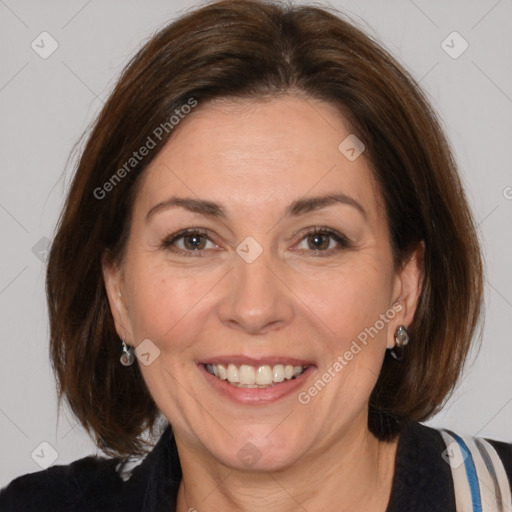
[0,425,177,512]
[438,427,512,480]
[387,420,512,512]
[431,423,512,509]
[0,455,126,511]
[412,421,512,476]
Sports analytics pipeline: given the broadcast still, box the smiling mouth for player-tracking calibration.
[205,363,308,388]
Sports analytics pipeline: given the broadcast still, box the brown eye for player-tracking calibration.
[295,227,350,255]
[162,229,219,256]
[182,233,207,250]
[306,233,331,251]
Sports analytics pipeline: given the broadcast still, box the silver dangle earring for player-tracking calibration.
[120,337,135,366]
[389,324,409,361]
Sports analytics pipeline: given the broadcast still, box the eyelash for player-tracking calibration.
[161,227,351,257]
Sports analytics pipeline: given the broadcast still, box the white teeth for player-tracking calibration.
[255,365,273,385]
[226,363,240,383]
[239,365,256,385]
[273,364,285,383]
[217,364,227,380]
[206,363,307,387]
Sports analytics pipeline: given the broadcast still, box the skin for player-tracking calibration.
[103,94,424,512]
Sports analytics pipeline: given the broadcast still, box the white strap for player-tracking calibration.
[440,429,512,512]
[440,430,474,512]
[475,437,512,511]
[463,435,504,512]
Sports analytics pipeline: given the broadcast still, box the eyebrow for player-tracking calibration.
[145,193,367,223]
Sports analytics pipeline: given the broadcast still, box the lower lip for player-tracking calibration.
[198,364,316,405]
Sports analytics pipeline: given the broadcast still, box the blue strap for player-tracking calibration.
[449,431,483,512]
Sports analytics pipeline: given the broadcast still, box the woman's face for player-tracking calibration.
[104,95,422,471]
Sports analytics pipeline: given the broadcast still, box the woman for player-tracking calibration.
[1,0,510,510]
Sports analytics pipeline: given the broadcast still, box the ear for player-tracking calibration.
[101,251,135,345]
[387,241,425,349]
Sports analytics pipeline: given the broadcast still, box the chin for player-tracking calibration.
[206,428,311,472]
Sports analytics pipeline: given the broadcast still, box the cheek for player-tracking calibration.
[298,262,394,344]
[125,260,220,349]
[302,270,394,407]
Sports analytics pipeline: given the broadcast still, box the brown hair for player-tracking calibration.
[47,0,483,457]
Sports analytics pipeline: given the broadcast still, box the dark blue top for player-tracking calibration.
[1,420,511,511]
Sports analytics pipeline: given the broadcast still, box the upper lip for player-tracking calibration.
[200,355,315,367]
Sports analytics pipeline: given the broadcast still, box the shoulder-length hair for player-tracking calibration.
[47,0,483,457]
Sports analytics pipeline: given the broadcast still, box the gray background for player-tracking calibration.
[1,0,511,486]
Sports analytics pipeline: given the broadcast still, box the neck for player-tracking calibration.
[174,418,399,512]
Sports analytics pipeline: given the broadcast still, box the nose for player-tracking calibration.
[216,247,295,335]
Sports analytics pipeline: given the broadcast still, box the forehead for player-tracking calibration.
[134,95,383,222]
